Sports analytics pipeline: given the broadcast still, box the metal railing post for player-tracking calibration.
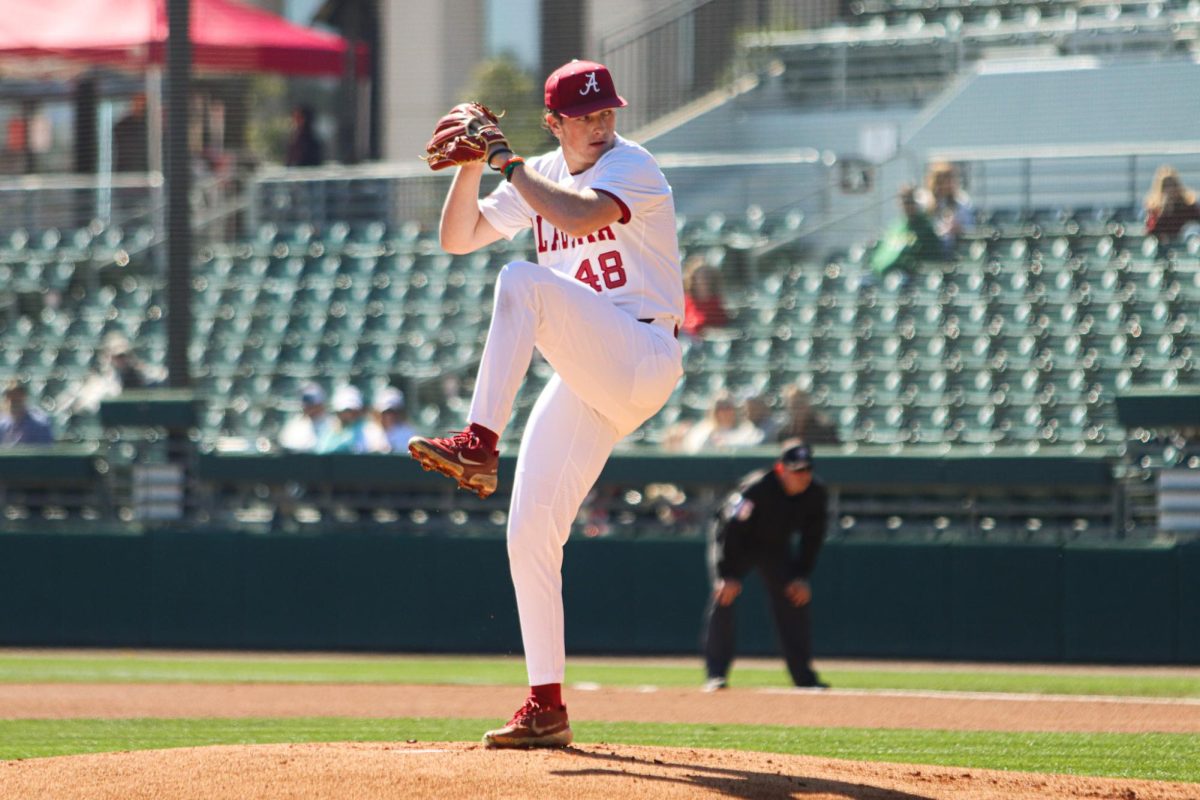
[1022,158,1032,215]
[1128,155,1139,212]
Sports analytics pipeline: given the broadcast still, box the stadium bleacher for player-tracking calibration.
[747,0,1200,109]
[1,1,1198,541]
[3,207,1194,457]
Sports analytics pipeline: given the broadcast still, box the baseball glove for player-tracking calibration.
[422,102,509,171]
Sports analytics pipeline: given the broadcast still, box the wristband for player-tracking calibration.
[487,148,514,171]
[502,156,525,182]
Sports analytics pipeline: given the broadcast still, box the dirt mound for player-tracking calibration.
[1,742,1195,800]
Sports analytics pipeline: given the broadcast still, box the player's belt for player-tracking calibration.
[639,318,679,338]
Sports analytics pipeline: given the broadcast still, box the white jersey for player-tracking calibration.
[478,134,684,326]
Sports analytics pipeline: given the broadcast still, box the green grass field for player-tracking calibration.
[2,652,1198,783]
[2,653,1197,697]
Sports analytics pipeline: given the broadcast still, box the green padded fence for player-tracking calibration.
[1116,387,1200,429]
[1180,542,1200,662]
[0,444,101,485]
[0,531,1196,663]
[192,449,1114,489]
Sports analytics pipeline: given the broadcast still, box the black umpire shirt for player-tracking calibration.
[712,468,828,581]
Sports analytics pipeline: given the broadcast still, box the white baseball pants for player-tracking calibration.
[469,260,683,685]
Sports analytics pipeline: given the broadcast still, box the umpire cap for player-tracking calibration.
[780,441,814,471]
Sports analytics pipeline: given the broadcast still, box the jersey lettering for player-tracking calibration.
[574,250,627,293]
[535,215,616,254]
[599,251,626,289]
[575,260,602,292]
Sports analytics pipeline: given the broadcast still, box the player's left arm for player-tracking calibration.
[507,166,623,238]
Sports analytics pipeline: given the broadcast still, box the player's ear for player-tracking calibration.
[543,111,563,138]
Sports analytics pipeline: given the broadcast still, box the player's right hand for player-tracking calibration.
[714,578,742,606]
[785,578,812,607]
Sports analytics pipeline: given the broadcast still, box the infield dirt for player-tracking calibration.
[2,681,1199,798]
[3,740,1199,800]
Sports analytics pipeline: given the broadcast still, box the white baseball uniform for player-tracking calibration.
[473,134,684,685]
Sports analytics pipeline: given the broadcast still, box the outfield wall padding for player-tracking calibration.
[0,532,1193,663]
[1179,542,1200,662]
[1062,543,1179,662]
[182,450,1115,497]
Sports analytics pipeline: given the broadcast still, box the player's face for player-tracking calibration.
[548,108,617,171]
[780,468,814,495]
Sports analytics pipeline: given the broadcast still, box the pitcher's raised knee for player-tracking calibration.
[494,260,542,301]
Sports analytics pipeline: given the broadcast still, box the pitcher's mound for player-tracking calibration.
[1,741,1194,800]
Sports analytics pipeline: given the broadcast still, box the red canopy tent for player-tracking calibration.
[0,0,364,77]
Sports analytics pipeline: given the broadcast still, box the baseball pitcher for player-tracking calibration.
[409,60,684,747]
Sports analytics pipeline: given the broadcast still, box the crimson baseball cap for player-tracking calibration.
[544,60,628,118]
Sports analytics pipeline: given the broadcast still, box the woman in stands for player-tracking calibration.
[681,255,730,338]
[919,161,974,257]
[1144,165,1200,245]
[774,385,840,446]
[681,391,763,453]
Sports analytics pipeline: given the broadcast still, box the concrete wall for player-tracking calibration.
[381,0,486,163]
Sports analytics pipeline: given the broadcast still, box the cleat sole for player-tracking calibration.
[408,443,497,499]
[482,729,573,749]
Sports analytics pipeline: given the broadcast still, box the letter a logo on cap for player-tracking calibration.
[545,60,628,118]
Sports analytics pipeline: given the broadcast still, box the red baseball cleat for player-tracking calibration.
[408,428,499,499]
[482,698,573,749]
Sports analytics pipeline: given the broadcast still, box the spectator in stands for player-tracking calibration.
[869,185,944,277]
[682,391,763,453]
[113,93,149,173]
[659,416,696,453]
[285,105,324,168]
[374,386,415,453]
[277,383,333,453]
[918,161,974,256]
[0,381,53,446]
[743,391,782,443]
[316,385,386,454]
[69,334,161,416]
[1144,165,1200,245]
[681,255,730,338]
[108,337,156,390]
[775,385,839,445]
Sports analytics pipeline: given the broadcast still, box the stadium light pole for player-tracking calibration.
[165,0,192,389]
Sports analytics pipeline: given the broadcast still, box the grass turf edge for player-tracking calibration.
[0,718,1196,784]
[0,656,1196,698]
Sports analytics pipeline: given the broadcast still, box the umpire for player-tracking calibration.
[703,440,828,690]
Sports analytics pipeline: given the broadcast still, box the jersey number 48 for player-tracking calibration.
[575,250,627,292]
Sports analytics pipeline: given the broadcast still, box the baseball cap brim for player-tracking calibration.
[780,443,814,471]
[556,94,628,119]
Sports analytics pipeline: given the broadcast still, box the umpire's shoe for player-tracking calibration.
[408,428,499,499]
[483,698,573,749]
